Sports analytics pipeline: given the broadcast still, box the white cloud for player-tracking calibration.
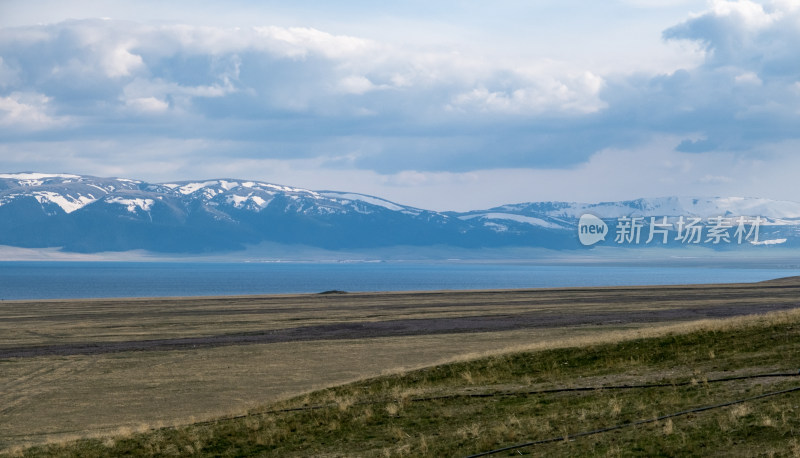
[449,70,606,115]
[125,96,169,113]
[0,92,63,129]
[665,0,800,71]
[2,2,800,208]
[734,71,762,84]
[253,26,376,59]
[120,77,235,112]
[337,75,379,95]
[709,0,775,29]
[37,21,147,79]
[103,45,144,77]
[0,19,616,121]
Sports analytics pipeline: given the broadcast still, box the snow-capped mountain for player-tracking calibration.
[489,197,800,220]
[0,173,142,214]
[0,173,468,252]
[0,172,798,254]
[460,197,800,231]
[0,173,426,218]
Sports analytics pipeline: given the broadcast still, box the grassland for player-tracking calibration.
[2,279,800,455]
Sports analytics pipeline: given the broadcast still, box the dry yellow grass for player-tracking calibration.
[2,280,800,453]
[1,326,649,451]
[3,282,798,349]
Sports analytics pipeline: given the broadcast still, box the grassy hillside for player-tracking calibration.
[16,308,800,457]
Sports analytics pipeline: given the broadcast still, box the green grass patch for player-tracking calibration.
[15,312,800,457]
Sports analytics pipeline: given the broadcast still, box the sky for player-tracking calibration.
[1,0,800,211]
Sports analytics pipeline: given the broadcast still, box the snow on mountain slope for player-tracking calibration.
[752,238,788,246]
[0,172,82,186]
[496,197,800,220]
[106,197,155,213]
[459,212,564,229]
[319,191,424,215]
[31,191,98,214]
[225,193,272,210]
[155,179,423,216]
[0,174,142,214]
[320,192,404,211]
[163,181,225,195]
[161,180,317,198]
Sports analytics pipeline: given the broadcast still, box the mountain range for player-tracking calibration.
[1,172,798,255]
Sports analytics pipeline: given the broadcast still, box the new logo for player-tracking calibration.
[578,214,607,246]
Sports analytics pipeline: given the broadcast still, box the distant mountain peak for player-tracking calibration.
[1,173,798,254]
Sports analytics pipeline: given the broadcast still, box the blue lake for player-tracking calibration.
[0,262,799,300]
